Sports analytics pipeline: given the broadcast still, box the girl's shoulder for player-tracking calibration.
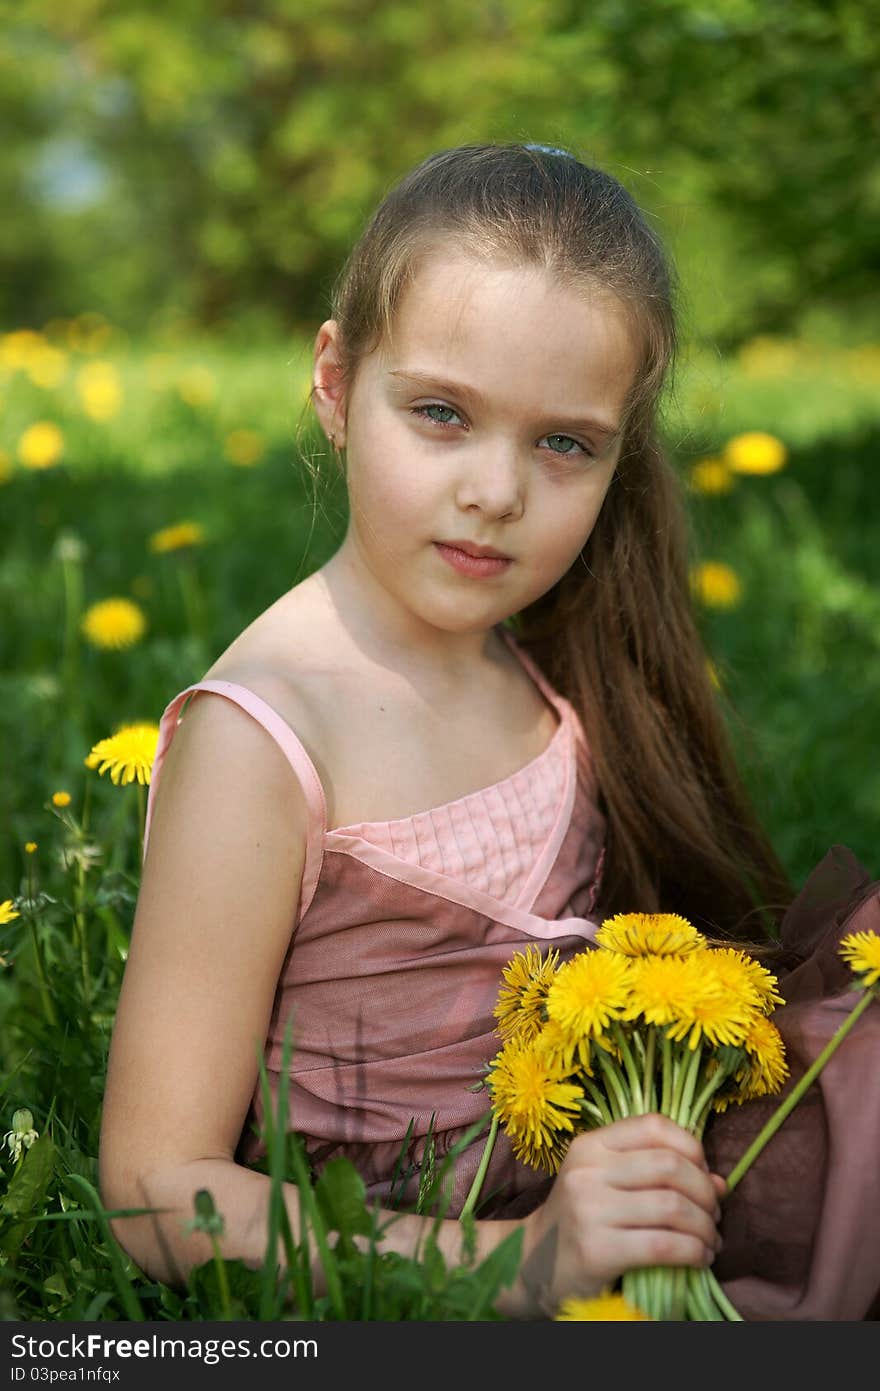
[196,581,346,795]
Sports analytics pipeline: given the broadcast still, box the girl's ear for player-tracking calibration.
[311,320,348,448]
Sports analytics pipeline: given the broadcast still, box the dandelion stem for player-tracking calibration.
[611,1021,644,1113]
[643,1026,657,1113]
[24,858,57,1028]
[459,1112,497,1219]
[703,1266,744,1320]
[210,1233,233,1320]
[725,986,878,1193]
[73,859,92,1007]
[675,1041,704,1128]
[596,1049,629,1119]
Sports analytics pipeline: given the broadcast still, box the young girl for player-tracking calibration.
[99,142,880,1321]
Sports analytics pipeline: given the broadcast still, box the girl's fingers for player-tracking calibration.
[605,1188,722,1254]
[606,1147,720,1215]
[585,1113,707,1166]
[617,1225,718,1272]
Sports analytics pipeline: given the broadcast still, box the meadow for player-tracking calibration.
[1,317,879,1319]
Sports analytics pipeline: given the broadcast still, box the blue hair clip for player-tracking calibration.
[523,142,574,158]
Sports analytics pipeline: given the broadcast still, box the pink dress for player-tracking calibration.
[142,627,880,1319]
[143,625,607,1218]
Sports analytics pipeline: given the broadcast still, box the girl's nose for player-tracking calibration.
[454,445,525,521]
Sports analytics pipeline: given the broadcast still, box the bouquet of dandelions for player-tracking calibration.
[463,913,880,1321]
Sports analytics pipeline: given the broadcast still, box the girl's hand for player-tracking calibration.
[515,1113,726,1318]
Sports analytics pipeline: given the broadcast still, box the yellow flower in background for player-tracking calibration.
[596,912,705,958]
[723,431,788,475]
[487,1033,583,1174]
[52,791,71,807]
[225,428,266,467]
[27,344,68,389]
[0,329,45,373]
[687,456,735,495]
[81,598,147,650]
[76,361,122,421]
[0,900,20,925]
[149,521,205,553]
[556,1291,652,1321]
[18,421,64,470]
[690,561,742,609]
[839,930,880,987]
[737,337,799,378]
[494,944,561,1043]
[85,723,160,786]
[25,843,37,854]
[177,365,217,407]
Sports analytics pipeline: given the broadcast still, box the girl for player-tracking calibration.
[99,143,880,1320]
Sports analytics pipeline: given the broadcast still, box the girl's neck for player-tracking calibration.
[311,547,508,685]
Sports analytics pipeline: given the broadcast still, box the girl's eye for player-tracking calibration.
[410,405,596,460]
[411,403,461,427]
[544,433,595,460]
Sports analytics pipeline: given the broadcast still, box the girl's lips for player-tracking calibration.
[433,541,513,578]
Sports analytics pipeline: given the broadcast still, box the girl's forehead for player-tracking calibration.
[376,251,638,407]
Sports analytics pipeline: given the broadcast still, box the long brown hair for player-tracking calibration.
[309,141,796,944]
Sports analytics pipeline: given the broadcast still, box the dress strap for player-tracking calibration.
[143,679,327,925]
[497,624,567,716]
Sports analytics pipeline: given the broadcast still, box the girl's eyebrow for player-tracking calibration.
[386,368,621,442]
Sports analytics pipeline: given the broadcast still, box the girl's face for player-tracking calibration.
[312,249,639,643]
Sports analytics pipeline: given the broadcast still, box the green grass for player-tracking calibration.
[1,325,878,1318]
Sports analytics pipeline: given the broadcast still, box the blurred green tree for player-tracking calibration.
[2,0,876,345]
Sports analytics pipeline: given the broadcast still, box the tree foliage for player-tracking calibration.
[2,0,877,344]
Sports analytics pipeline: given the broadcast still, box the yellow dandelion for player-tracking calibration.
[596,912,705,958]
[0,900,20,925]
[18,421,64,470]
[690,561,742,609]
[494,944,560,1043]
[556,1291,652,1320]
[148,521,205,553]
[839,931,880,988]
[546,948,631,1042]
[663,957,754,1051]
[723,431,788,476]
[51,791,71,807]
[81,598,147,650]
[27,344,68,389]
[0,328,43,372]
[707,946,784,1015]
[177,365,217,407]
[225,429,266,467]
[532,1016,595,1076]
[738,1014,788,1099]
[76,361,122,421]
[624,954,704,1028]
[25,843,37,854]
[85,723,160,786]
[487,1034,584,1173]
[687,457,735,495]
